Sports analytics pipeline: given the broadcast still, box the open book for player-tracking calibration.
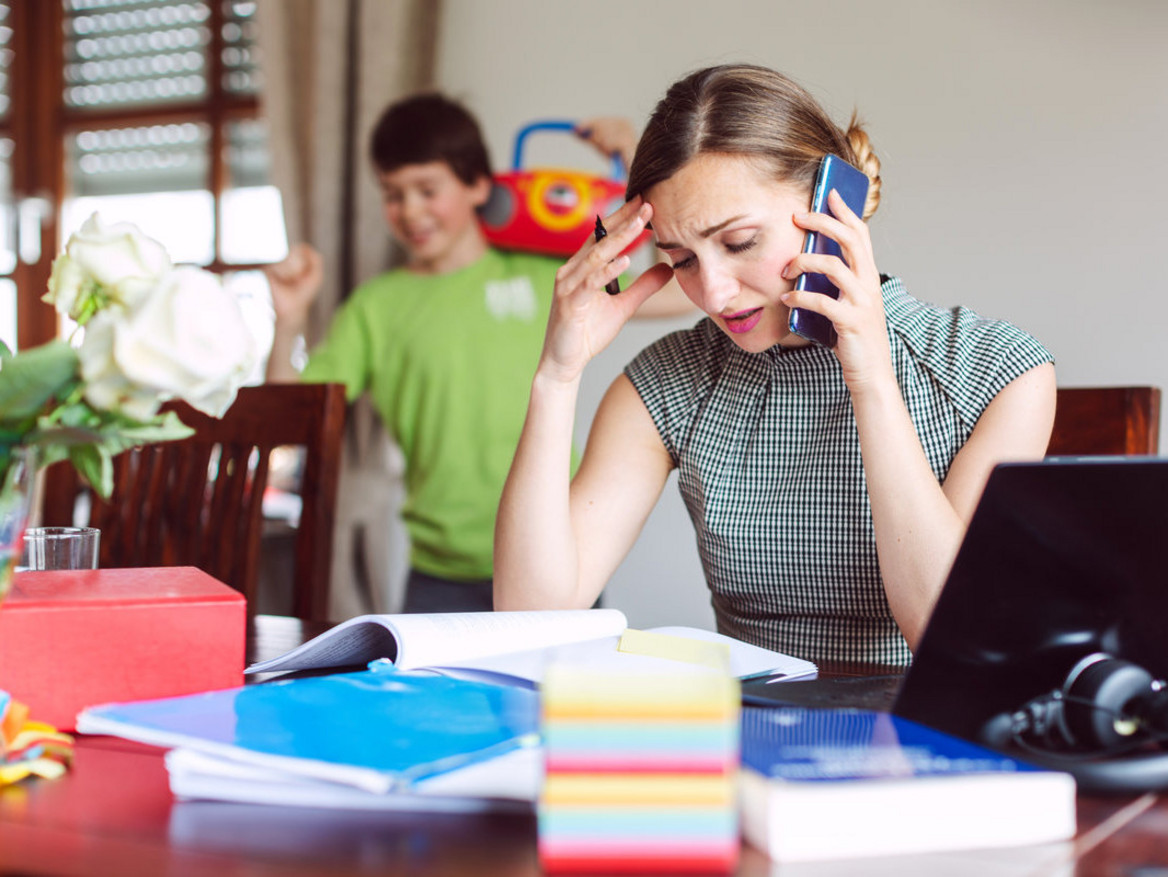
[245,608,817,686]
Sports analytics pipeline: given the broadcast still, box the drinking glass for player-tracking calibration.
[21,527,101,571]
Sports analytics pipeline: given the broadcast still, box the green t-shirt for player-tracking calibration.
[301,249,564,581]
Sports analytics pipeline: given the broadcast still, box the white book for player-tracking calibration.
[739,707,1077,863]
[245,608,817,686]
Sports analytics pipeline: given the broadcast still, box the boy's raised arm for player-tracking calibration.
[264,243,324,383]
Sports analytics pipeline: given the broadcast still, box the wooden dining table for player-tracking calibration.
[3,614,1168,876]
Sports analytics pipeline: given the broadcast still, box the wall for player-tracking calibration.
[432,0,1168,629]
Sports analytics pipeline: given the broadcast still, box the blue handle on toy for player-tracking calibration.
[510,119,626,180]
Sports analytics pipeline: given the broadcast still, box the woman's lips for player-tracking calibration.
[722,308,763,334]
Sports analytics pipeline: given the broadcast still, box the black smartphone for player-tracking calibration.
[787,154,870,347]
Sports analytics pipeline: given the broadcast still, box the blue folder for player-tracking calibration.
[76,661,540,794]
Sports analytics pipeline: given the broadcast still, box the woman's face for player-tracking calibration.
[646,153,811,352]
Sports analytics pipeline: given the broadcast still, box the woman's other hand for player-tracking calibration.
[540,198,673,384]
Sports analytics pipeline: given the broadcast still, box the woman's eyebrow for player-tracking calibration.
[655,214,748,250]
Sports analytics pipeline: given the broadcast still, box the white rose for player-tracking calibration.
[45,254,88,321]
[45,213,172,317]
[76,313,163,420]
[78,266,258,419]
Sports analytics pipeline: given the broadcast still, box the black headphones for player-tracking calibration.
[982,653,1168,794]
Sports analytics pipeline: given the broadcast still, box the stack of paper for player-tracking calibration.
[537,637,741,874]
[165,745,540,813]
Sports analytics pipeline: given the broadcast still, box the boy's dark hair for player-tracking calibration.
[369,93,492,185]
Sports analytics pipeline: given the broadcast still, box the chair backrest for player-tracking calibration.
[40,383,346,621]
[1047,386,1161,456]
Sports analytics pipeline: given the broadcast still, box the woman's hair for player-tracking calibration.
[369,93,492,185]
[627,65,881,220]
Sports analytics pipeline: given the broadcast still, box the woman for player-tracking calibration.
[494,64,1055,665]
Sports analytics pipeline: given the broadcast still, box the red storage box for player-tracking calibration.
[0,566,246,731]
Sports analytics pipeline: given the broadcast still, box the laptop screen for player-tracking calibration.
[893,457,1168,748]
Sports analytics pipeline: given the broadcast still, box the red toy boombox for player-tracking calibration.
[480,120,651,258]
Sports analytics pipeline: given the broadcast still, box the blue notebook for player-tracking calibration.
[739,706,1077,862]
[76,662,539,794]
[741,705,1058,780]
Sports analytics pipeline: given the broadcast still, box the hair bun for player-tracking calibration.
[845,114,881,220]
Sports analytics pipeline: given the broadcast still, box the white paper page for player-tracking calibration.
[166,747,539,811]
[393,608,627,670]
[441,626,818,685]
[436,632,775,685]
[647,626,818,680]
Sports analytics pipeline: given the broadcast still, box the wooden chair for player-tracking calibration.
[40,383,346,621]
[1047,386,1161,456]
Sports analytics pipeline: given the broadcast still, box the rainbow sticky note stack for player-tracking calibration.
[538,660,741,873]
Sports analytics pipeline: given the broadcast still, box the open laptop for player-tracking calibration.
[745,457,1168,734]
[893,456,1168,744]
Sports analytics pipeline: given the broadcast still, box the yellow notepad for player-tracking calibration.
[617,628,731,671]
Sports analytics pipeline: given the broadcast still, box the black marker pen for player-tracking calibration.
[593,215,621,296]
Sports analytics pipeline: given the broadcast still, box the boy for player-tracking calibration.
[265,93,687,613]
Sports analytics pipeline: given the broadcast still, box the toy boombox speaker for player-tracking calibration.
[479,120,651,258]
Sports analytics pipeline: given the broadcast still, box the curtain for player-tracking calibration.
[256,0,442,619]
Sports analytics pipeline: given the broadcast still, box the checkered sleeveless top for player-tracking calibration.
[624,277,1053,666]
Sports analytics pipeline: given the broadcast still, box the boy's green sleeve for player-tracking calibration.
[299,298,371,402]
